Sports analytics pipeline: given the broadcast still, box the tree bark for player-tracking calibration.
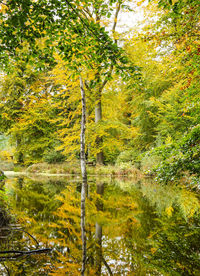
[93,2,121,166]
[16,136,24,165]
[80,76,87,276]
[95,92,104,165]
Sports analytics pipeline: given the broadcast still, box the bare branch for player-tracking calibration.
[83,7,93,19]
[0,248,52,260]
[102,257,113,276]
[0,227,39,247]
[112,2,121,43]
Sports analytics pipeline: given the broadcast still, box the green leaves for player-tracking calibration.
[0,0,137,82]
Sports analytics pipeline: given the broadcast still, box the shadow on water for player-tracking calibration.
[0,175,200,275]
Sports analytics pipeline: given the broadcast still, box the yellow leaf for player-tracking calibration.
[165,206,174,217]
[150,247,157,254]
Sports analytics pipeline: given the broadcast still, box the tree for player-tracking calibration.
[0,48,58,164]
[125,33,175,150]
[0,47,39,164]
[132,0,200,182]
[0,0,137,165]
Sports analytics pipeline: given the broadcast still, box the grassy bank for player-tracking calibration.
[13,162,144,178]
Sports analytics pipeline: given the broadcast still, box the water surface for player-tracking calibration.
[0,175,200,275]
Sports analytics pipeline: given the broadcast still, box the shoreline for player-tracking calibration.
[4,171,142,178]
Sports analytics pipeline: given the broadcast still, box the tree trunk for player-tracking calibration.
[95,182,104,275]
[80,77,87,276]
[95,93,104,165]
[95,222,102,275]
[16,136,24,165]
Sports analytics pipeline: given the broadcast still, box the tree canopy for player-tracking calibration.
[0,0,199,181]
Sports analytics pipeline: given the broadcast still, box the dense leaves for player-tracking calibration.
[0,0,136,74]
[0,0,199,174]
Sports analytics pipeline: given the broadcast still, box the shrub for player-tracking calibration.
[0,150,13,161]
[116,149,140,166]
[140,152,162,172]
[152,125,200,184]
[44,150,65,164]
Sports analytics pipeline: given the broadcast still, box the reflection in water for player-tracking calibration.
[0,183,52,275]
[1,175,200,275]
[95,182,104,275]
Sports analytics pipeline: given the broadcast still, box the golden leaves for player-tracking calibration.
[178,190,200,219]
[0,3,8,14]
[165,206,174,217]
[150,247,157,254]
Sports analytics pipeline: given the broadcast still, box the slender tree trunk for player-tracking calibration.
[95,91,104,165]
[93,2,121,166]
[16,136,24,165]
[80,77,87,276]
[95,182,104,275]
[95,222,102,275]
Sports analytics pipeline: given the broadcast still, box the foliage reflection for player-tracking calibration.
[1,176,200,275]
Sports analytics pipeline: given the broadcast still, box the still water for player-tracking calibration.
[0,174,200,275]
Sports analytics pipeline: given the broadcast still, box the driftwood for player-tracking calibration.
[0,226,52,260]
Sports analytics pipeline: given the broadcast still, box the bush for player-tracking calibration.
[0,150,13,161]
[140,152,162,172]
[44,150,65,164]
[103,147,120,165]
[116,149,140,166]
[152,125,200,184]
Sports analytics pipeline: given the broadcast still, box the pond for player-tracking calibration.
[0,174,200,275]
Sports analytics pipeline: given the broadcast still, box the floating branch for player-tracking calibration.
[0,226,52,260]
[0,248,52,261]
[4,227,39,247]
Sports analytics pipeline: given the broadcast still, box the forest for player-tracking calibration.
[0,0,200,275]
[0,0,199,185]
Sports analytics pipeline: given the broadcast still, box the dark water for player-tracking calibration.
[0,175,200,275]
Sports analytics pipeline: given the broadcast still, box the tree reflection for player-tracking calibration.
[3,176,200,275]
[95,182,104,275]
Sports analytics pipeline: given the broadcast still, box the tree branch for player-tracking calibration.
[64,0,103,43]
[84,7,93,18]
[112,2,121,44]
[2,263,10,276]
[0,227,39,247]
[99,65,113,92]
[0,249,51,255]
[0,248,52,260]
[102,257,113,276]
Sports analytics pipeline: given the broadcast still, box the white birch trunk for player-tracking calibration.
[95,94,104,165]
[80,76,87,276]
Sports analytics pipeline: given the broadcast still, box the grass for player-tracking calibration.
[0,161,14,171]
[26,161,81,175]
[25,161,144,179]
